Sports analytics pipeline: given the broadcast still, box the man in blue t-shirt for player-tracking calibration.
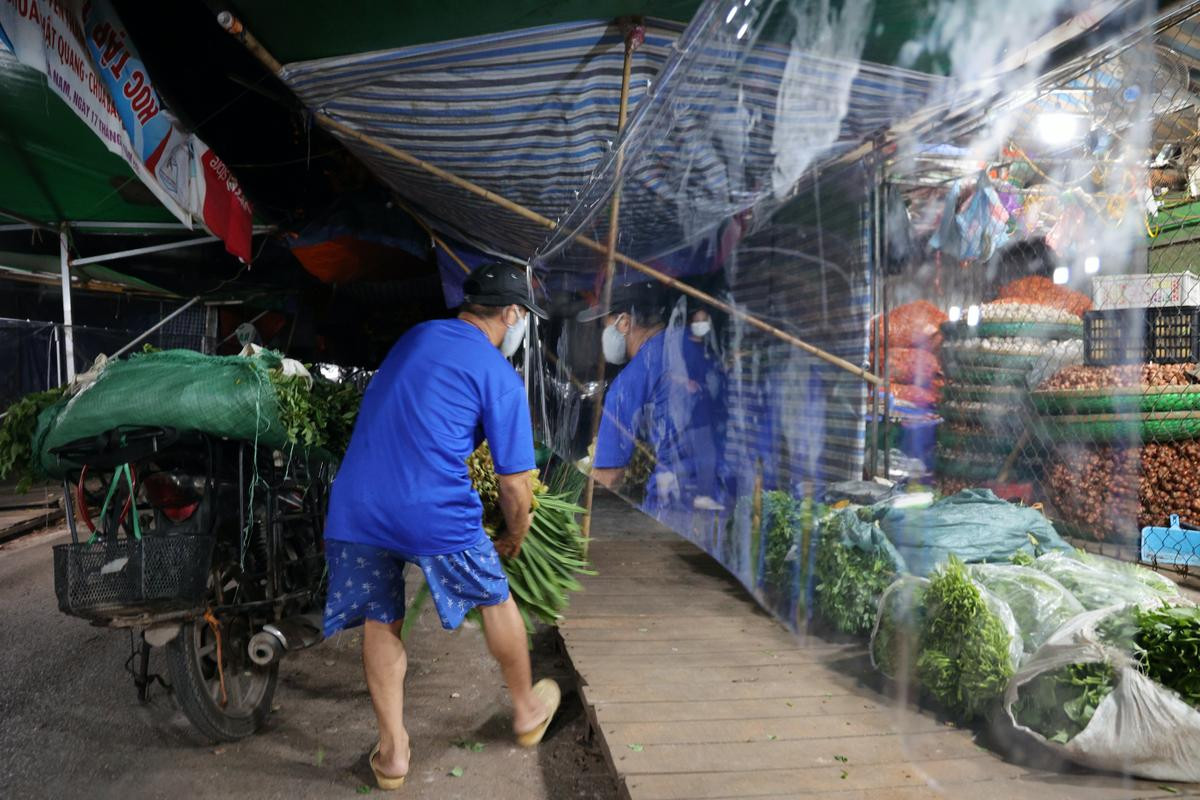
[583,282,718,514]
[323,262,560,788]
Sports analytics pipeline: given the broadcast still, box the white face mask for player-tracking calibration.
[500,309,528,357]
[690,320,712,338]
[602,316,629,364]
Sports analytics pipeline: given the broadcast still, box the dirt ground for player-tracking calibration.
[0,525,617,799]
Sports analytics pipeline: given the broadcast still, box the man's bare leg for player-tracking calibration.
[363,618,410,776]
[480,596,546,734]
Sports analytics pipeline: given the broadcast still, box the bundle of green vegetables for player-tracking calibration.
[1013,604,1200,744]
[870,576,927,679]
[271,372,362,457]
[405,442,592,638]
[762,490,800,587]
[0,387,66,491]
[814,510,898,636]
[966,563,1084,655]
[1011,662,1115,744]
[1029,551,1178,611]
[917,556,1019,720]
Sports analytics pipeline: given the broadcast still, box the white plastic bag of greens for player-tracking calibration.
[915,558,1024,720]
[1004,603,1200,782]
[870,576,928,680]
[1029,551,1183,611]
[967,564,1084,656]
[1074,550,1183,598]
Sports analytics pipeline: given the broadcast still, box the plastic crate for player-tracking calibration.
[1083,306,1200,365]
[1093,272,1200,310]
[53,535,213,619]
[1141,515,1200,568]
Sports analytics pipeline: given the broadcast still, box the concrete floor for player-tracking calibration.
[0,525,616,799]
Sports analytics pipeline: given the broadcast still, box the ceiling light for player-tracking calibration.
[1053,266,1070,285]
[1036,113,1084,146]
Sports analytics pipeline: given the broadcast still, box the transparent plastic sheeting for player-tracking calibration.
[528,0,929,629]
[527,0,1159,617]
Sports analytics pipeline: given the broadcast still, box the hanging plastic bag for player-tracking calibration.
[967,563,1084,655]
[928,181,965,260]
[955,172,1011,261]
[1004,605,1200,782]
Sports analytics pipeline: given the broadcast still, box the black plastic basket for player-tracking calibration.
[52,535,213,619]
[1084,306,1200,365]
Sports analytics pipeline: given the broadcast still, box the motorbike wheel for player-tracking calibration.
[166,614,278,742]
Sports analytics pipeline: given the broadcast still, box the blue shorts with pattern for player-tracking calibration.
[323,538,510,636]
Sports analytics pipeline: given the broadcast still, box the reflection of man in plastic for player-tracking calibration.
[581,281,716,513]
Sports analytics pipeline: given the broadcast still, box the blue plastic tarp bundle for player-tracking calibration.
[866,489,1071,575]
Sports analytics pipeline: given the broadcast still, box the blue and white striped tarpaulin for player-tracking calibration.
[278,18,945,261]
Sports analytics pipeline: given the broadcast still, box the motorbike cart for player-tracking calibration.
[50,425,329,741]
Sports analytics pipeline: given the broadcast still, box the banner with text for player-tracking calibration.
[0,0,251,260]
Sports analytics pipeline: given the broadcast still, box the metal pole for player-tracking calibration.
[581,21,641,539]
[111,296,202,359]
[59,229,75,382]
[217,11,883,388]
[72,235,219,267]
[868,182,882,478]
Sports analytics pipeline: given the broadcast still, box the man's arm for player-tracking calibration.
[494,470,533,559]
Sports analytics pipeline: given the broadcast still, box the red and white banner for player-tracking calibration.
[0,0,252,261]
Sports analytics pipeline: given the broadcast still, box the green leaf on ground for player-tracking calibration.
[840,770,849,780]
[627,744,644,752]
[834,755,848,763]
[451,738,485,752]
[449,767,464,778]
[356,786,371,794]
[766,735,777,741]
[1158,786,1179,795]
[315,746,325,767]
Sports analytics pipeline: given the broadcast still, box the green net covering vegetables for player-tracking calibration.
[31,349,355,477]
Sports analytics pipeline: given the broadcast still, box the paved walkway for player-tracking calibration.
[565,493,1199,800]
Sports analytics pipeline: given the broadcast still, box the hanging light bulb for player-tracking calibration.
[948,305,962,322]
[966,305,980,327]
[1053,266,1070,285]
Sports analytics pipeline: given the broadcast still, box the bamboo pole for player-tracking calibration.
[580,20,640,539]
[391,194,472,275]
[217,11,883,388]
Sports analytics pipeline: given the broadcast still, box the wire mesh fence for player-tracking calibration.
[880,16,1200,582]
[0,305,211,408]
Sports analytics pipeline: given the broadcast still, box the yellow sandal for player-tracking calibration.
[516,678,562,748]
[369,742,409,791]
